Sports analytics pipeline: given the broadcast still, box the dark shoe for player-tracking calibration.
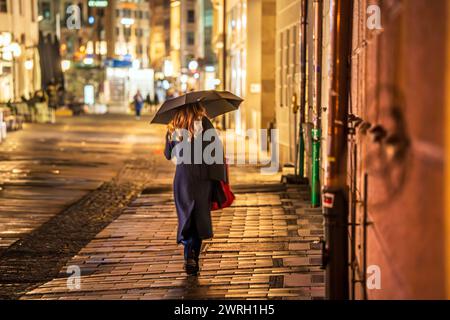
[184,258,199,275]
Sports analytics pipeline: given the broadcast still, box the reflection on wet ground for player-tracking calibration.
[0,115,159,250]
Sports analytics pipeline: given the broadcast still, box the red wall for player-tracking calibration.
[351,0,447,299]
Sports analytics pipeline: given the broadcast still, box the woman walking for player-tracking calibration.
[164,103,227,275]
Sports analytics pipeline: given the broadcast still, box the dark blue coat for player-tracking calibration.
[164,117,226,243]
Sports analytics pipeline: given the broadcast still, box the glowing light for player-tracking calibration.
[162,80,170,90]
[121,18,135,27]
[0,32,12,47]
[83,57,94,65]
[2,51,12,61]
[24,60,34,70]
[61,60,71,72]
[180,74,188,83]
[188,60,198,72]
[155,72,165,80]
[163,60,174,77]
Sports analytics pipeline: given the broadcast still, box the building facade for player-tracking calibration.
[347,0,450,300]
[113,0,151,68]
[149,0,170,72]
[224,0,276,135]
[0,0,41,101]
[274,0,450,300]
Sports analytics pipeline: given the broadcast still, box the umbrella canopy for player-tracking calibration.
[150,90,243,124]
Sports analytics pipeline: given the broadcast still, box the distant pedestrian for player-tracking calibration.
[133,90,144,120]
[46,79,58,110]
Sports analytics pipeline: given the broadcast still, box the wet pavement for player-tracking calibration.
[0,114,324,300]
[0,115,163,251]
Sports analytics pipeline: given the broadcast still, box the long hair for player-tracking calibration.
[168,102,206,139]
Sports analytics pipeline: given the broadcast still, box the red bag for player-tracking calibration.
[211,164,235,211]
[211,181,235,211]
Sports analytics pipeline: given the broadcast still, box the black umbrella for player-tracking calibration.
[150,90,243,124]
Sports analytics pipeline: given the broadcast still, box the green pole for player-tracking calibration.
[311,128,321,207]
[299,123,305,178]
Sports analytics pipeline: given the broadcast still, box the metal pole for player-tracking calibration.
[311,0,323,207]
[221,0,227,130]
[350,144,357,299]
[298,0,308,179]
[323,0,353,300]
[362,173,368,300]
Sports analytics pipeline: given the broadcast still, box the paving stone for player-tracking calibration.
[0,115,326,300]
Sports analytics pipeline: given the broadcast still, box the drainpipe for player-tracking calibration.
[222,0,227,130]
[298,0,308,179]
[311,0,323,207]
[322,0,353,300]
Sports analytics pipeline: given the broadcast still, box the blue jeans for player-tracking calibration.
[135,102,143,117]
[182,237,202,261]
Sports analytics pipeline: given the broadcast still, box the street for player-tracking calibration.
[0,115,324,300]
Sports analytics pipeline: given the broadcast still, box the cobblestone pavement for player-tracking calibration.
[0,114,324,300]
[22,165,325,300]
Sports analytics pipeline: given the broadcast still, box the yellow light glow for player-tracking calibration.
[24,60,34,70]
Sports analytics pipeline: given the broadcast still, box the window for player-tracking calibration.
[187,32,195,46]
[187,10,195,23]
[0,0,7,13]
